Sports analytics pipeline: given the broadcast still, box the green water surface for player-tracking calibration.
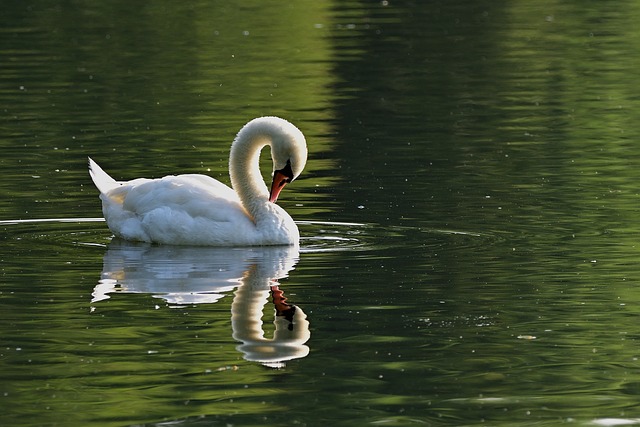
[2,1,640,426]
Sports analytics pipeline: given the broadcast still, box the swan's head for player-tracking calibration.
[231,116,308,204]
[267,118,308,203]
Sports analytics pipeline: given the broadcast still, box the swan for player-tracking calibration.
[88,116,307,246]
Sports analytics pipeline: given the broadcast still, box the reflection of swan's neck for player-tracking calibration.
[231,278,310,367]
[229,130,272,219]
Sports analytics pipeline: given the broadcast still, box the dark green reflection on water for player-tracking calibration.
[0,0,336,220]
[3,0,640,426]
[322,1,640,425]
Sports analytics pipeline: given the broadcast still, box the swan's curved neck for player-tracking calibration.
[229,132,271,216]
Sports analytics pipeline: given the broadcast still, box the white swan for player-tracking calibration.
[88,116,307,246]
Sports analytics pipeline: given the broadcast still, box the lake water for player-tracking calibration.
[3,1,640,426]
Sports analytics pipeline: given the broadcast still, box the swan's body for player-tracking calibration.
[89,116,307,246]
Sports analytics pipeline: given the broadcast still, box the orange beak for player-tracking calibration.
[269,169,290,203]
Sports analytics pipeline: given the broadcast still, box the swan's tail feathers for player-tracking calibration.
[88,157,119,194]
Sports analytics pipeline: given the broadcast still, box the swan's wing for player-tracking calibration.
[116,174,246,222]
[95,170,259,245]
[177,174,239,202]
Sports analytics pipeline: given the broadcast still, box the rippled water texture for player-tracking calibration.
[3,1,640,426]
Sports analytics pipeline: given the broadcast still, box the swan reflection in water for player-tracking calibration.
[92,240,310,367]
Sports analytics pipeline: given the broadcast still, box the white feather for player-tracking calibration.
[88,157,119,194]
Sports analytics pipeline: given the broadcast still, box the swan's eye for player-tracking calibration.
[278,159,294,183]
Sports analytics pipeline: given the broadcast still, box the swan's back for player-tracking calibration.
[89,159,296,246]
[97,175,253,245]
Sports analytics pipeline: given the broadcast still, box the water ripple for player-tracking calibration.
[0,218,500,253]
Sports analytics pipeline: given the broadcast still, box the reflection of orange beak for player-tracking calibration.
[269,169,289,203]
